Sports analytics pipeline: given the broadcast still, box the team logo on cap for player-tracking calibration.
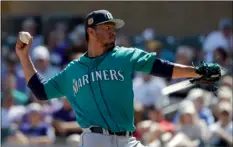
[106,12,113,19]
[88,18,94,25]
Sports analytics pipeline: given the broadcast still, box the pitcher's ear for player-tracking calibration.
[88,27,96,37]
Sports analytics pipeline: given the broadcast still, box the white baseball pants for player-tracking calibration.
[78,129,146,147]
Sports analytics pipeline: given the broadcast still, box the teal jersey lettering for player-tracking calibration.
[44,46,156,132]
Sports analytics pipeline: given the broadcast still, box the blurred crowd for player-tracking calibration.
[1,15,232,147]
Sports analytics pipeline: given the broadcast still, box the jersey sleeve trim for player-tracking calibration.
[27,72,48,100]
[150,58,174,79]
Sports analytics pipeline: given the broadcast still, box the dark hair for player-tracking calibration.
[85,30,89,42]
[85,26,96,42]
[1,90,13,106]
[215,47,228,61]
[147,105,162,112]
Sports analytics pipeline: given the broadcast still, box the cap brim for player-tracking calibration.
[96,19,125,29]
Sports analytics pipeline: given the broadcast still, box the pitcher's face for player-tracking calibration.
[94,22,116,48]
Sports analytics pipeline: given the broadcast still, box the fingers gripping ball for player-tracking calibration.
[19,31,32,44]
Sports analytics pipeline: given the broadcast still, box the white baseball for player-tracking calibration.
[19,31,32,44]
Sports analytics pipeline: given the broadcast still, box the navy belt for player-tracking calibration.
[90,127,133,136]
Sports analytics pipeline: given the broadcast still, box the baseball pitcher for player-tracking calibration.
[15,10,221,147]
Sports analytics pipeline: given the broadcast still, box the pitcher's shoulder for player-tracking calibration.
[114,46,138,55]
[62,59,80,71]
[115,46,137,52]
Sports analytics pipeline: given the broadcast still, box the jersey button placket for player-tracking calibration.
[90,67,98,89]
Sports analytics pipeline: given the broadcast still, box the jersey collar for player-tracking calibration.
[79,46,116,64]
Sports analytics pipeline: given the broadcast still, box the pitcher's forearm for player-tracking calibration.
[149,58,201,79]
[19,55,49,100]
[172,63,201,79]
[19,55,37,83]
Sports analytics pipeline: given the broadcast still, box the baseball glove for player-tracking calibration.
[190,61,221,85]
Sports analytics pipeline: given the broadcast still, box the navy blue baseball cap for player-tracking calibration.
[85,10,125,30]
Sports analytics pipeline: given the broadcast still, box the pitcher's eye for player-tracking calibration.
[106,26,111,30]
[106,26,115,32]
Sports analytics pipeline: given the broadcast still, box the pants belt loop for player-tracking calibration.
[103,128,108,135]
[126,131,129,137]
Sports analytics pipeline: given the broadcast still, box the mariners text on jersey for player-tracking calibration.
[73,70,124,95]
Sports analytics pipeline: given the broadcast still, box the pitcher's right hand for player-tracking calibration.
[15,33,33,58]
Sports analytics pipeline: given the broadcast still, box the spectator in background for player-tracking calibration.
[145,40,162,56]
[49,22,71,67]
[173,88,214,126]
[135,106,174,145]
[203,18,233,63]
[46,29,57,53]
[21,17,44,55]
[1,52,27,94]
[175,45,195,65]
[1,91,15,144]
[52,98,82,137]
[208,102,233,147]
[136,120,154,144]
[133,103,145,140]
[210,85,232,122]
[29,45,62,113]
[116,34,131,47]
[70,52,83,62]
[142,28,156,42]
[32,45,61,79]
[1,91,27,127]
[148,105,174,134]
[174,100,209,146]
[132,34,145,49]
[145,36,175,62]
[69,24,86,47]
[217,86,232,104]
[33,98,63,124]
[10,103,56,145]
[144,122,166,147]
[2,73,28,105]
[146,39,176,63]
[68,24,87,55]
[213,47,228,68]
[144,106,175,146]
[1,91,27,145]
[188,89,215,126]
[169,45,195,84]
[220,75,233,89]
[133,72,169,116]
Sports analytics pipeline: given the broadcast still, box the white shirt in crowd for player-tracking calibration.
[133,75,169,107]
[203,31,233,62]
[209,121,233,145]
[1,106,27,129]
